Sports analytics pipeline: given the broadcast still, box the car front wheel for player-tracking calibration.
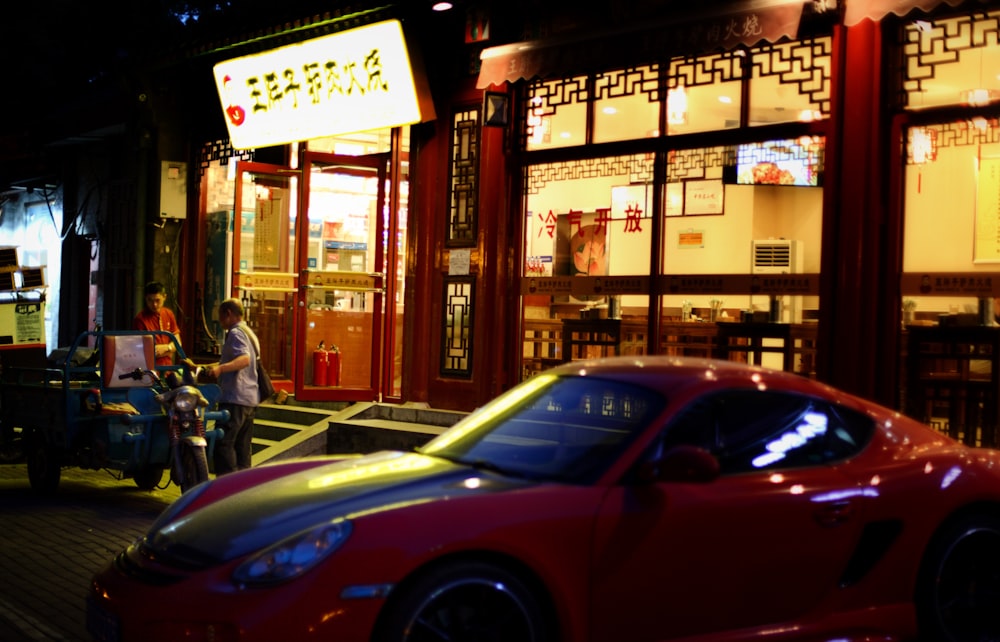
[377,560,553,642]
[916,514,1000,641]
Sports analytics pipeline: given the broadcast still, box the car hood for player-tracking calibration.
[145,451,533,563]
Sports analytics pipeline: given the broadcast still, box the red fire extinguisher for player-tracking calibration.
[327,346,341,387]
[312,341,328,387]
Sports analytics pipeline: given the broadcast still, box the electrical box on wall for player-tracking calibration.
[159,161,188,219]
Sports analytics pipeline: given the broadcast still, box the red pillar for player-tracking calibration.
[819,20,896,405]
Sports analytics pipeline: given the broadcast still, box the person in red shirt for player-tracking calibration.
[132,281,181,367]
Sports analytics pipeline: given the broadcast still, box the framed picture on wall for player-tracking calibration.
[684,179,724,216]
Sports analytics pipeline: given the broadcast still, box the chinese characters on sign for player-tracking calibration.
[236,272,297,291]
[308,272,381,291]
[901,273,998,296]
[521,276,649,296]
[662,274,820,295]
[214,20,428,150]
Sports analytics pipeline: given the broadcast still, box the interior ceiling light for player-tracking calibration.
[667,85,687,125]
[963,89,996,107]
[432,1,453,10]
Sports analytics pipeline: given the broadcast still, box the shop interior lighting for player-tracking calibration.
[909,126,937,164]
[667,85,688,125]
[962,88,997,106]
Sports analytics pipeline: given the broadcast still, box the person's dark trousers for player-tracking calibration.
[214,403,257,475]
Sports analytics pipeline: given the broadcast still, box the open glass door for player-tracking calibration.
[297,152,394,401]
[232,161,298,387]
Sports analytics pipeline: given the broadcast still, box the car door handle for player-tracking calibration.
[814,500,853,527]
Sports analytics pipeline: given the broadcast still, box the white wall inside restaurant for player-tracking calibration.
[903,139,1000,314]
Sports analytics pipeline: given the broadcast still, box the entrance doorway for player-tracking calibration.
[228,146,407,403]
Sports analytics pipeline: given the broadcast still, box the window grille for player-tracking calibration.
[441,276,475,377]
[447,108,480,247]
[198,139,253,177]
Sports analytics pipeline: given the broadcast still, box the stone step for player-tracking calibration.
[244,399,469,467]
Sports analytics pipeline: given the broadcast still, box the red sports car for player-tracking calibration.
[87,356,1000,641]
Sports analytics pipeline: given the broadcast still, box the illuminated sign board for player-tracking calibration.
[214,20,429,150]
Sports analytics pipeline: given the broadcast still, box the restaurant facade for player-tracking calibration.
[11,0,1000,438]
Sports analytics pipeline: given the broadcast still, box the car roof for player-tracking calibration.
[541,356,848,402]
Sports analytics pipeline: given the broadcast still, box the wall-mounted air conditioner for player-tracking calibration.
[752,239,802,274]
[751,239,803,322]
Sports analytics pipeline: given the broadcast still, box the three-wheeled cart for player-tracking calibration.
[0,329,226,492]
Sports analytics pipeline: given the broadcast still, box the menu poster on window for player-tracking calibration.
[253,196,282,269]
[974,157,1000,263]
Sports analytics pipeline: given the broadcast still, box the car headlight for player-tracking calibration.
[232,520,352,586]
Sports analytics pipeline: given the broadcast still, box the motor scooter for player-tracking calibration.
[118,366,225,493]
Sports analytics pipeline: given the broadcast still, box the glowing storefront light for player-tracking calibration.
[667,84,688,125]
[214,20,432,150]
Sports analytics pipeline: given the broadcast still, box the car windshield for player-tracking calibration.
[418,374,665,484]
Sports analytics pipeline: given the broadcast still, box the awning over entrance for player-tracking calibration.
[477,0,807,88]
[843,0,966,26]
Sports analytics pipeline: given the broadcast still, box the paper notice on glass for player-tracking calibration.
[975,157,1000,263]
[449,249,471,275]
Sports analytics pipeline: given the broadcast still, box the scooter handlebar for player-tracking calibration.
[118,367,153,381]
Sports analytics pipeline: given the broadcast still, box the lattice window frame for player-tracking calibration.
[521,36,833,149]
[198,139,253,178]
[749,39,832,116]
[905,120,1000,164]
[594,65,662,102]
[440,275,475,378]
[447,107,480,247]
[526,154,654,195]
[667,146,738,182]
[899,10,1000,110]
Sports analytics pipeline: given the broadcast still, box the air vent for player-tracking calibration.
[754,243,791,269]
[752,239,800,274]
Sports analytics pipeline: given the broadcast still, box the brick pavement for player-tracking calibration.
[0,463,179,641]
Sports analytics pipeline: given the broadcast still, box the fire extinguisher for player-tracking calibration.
[312,341,328,387]
[327,346,341,387]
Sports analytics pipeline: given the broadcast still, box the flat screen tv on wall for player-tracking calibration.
[732,137,824,187]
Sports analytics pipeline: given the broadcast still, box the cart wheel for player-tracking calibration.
[132,466,165,491]
[178,443,209,493]
[26,438,60,493]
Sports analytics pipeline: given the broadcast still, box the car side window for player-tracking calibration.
[661,390,875,475]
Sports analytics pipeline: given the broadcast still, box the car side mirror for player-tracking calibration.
[638,445,720,484]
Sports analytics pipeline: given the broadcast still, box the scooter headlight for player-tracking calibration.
[174,392,201,412]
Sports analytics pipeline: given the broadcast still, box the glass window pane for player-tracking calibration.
[904,13,1000,110]
[524,155,653,280]
[593,66,660,143]
[667,53,742,135]
[521,155,654,379]
[749,39,831,125]
[527,76,589,150]
[661,143,823,328]
[902,122,1000,317]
